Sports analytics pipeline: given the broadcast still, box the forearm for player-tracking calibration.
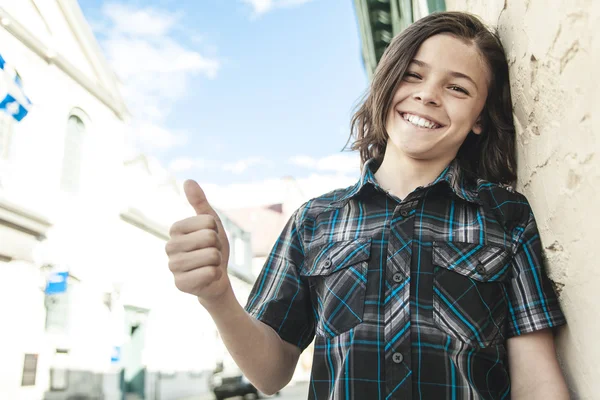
[200,288,300,394]
[512,378,569,400]
[511,356,569,400]
[508,329,570,400]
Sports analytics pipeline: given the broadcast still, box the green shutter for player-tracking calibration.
[427,0,446,13]
[354,0,446,78]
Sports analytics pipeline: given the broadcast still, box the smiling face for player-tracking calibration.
[384,34,490,165]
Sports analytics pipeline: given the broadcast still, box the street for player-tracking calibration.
[178,382,309,400]
[271,382,309,400]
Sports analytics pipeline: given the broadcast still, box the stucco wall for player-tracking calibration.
[445,1,599,398]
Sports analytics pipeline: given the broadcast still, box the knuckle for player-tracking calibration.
[207,249,222,265]
[205,230,219,247]
[164,240,177,255]
[168,222,180,237]
[168,256,183,272]
[206,267,221,281]
[206,216,218,230]
[210,268,221,281]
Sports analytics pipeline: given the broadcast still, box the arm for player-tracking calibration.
[167,180,310,395]
[503,197,569,398]
[201,287,301,395]
[508,328,569,399]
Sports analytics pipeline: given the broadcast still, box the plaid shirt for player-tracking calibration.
[245,158,566,400]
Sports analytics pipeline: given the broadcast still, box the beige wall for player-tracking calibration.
[445,1,599,398]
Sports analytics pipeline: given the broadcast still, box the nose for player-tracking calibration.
[412,84,440,106]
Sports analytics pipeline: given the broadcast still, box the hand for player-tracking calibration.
[166,180,232,303]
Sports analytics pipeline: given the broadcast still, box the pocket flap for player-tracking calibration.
[302,238,372,276]
[432,241,512,282]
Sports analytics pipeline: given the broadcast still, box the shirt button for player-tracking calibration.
[323,259,332,268]
[475,263,486,274]
[392,352,404,364]
[400,210,409,217]
[392,273,403,283]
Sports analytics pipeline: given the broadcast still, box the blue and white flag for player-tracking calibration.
[0,53,31,121]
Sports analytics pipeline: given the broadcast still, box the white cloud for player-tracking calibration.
[167,155,273,175]
[202,172,357,210]
[241,0,273,16]
[202,178,284,209]
[223,157,271,174]
[241,0,316,17]
[297,173,358,199]
[94,3,220,152]
[128,121,188,152]
[169,156,271,174]
[289,153,361,174]
[103,3,180,37]
[168,157,208,173]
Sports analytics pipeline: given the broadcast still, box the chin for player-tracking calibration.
[388,136,439,159]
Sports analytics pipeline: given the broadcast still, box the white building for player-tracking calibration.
[0,1,128,399]
[118,154,254,400]
[0,2,254,400]
[224,176,313,383]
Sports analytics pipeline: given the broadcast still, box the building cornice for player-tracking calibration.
[0,195,52,240]
[120,207,169,241]
[55,0,127,108]
[0,6,129,120]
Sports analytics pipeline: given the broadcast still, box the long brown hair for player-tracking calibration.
[348,11,517,184]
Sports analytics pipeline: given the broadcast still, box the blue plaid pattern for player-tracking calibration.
[245,158,565,399]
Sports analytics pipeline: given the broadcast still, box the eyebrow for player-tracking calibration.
[410,59,479,90]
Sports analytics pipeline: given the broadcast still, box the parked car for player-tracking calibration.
[209,363,280,400]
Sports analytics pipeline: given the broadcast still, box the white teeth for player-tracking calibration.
[402,113,439,129]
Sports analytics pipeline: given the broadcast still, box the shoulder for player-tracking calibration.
[292,183,358,224]
[474,179,534,232]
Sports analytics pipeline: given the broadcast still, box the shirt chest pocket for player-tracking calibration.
[432,241,512,348]
[301,238,372,338]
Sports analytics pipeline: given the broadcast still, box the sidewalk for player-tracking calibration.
[176,393,214,400]
[175,381,309,400]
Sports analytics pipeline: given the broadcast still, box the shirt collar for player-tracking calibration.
[330,158,482,206]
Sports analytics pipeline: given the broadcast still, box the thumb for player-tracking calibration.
[184,179,216,217]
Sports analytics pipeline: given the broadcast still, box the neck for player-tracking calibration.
[374,146,454,200]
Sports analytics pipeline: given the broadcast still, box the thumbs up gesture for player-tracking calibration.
[165,180,232,302]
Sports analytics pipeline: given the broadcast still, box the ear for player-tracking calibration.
[471,116,483,135]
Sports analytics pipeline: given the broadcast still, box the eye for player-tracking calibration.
[449,85,469,95]
[404,72,421,80]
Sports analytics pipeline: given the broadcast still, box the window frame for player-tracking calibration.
[21,353,38,387]
[59,108,91,194]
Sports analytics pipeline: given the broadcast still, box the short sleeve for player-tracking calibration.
[506,203,567,337]
[244,206,315,350]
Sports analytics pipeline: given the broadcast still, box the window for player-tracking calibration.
[412,0,426,20]
[412,0,445,20]
[60,114,86,193]
[50,349,69,391]
[50,369,68,391]
[21,353,38,386]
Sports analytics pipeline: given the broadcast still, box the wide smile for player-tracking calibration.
[398,111,445,130]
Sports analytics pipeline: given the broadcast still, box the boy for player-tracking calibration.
[166,12,568,400]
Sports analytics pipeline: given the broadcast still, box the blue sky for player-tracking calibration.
[77,0,368,207]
